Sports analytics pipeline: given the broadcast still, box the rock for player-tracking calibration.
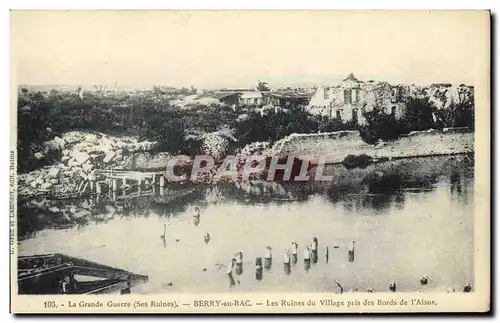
[237,113,250,122]
[62,132,83,145]
[45,136,65,151]
[81,200,91,209]
[128,141,158,153]
[40,182,53,190]
[71,150,90,165]
[123,152,172,170]
[50,178,59,185]
[25,174,36,183]
[82,162,94,173]
[72,209,91,219]
[113,150,123,162]
[61,155,71,163]
[47,167,61,178]
[48,206,61,213]
[67,158,78,167]
[34,177,44,186]
[88,171,97,182]
[103,151,117,164]
[34,152,45,160]
[20,105,31,113]
[71,166,83,174]
[89,153,106,163]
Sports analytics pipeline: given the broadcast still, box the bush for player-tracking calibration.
[359,109,404,144]
[234,109,321,146]
[400,97,437,132]
[180,138,203,156]
[451,99,475,130]
[143,115,186,154]
[342,154,373,169]
[359,91,476,145]
[317,116,358,133]
[17,94,58,172]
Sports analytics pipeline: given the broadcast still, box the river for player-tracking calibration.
[17,155,474,293]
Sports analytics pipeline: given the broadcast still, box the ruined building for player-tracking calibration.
[307,73,410,125]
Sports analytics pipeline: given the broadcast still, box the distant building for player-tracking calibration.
[214,92,241,106]
[307,73,409,124]
[262,92,310,109]
[239,91,263,106]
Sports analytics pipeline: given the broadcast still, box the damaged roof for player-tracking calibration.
[264,92,310,99]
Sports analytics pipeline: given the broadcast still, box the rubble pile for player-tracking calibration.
[18,131,158,197]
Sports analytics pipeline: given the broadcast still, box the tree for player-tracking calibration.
[452,90,474,130]
[257,81,270,92]
[401,97,436,132]
[359,107,403,144]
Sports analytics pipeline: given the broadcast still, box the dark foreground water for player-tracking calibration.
[18,155,474,293]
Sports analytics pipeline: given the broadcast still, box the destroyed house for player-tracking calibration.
[262,92,310,109]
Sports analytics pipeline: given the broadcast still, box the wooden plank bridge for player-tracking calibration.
[67,169,169,199]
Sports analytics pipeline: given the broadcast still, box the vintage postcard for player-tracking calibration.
[9,10,490,314]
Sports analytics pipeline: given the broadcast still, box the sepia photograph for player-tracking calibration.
[9,10,490,313]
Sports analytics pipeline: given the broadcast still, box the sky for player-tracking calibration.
[11,10,489,89]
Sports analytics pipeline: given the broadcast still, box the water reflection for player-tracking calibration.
[18,155,474,241]
[284,263,291,276]
[160,224,167,247]
[193,216,200,227]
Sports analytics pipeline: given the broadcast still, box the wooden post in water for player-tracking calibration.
[151,174,156,185]
[96,181,102,195]
[112,179,117,191]
[138,178,142,195]
[89,180,94,193]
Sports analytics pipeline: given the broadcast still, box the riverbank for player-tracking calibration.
[16,128,474,198]
[272,128,474,164]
